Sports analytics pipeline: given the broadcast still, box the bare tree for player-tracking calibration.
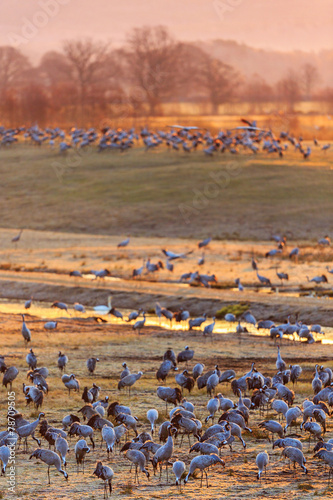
[197,54,241,114]
[125,26,182,116]
[276,70,301,112]
[301,63,320,100]
[62,39,109,122]
[0,46,31,94]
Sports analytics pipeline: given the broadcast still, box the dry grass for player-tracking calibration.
[0,145,332,240]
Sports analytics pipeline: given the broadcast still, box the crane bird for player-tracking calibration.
[29,449,68,484]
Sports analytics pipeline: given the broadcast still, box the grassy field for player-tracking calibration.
[1,311,333,499]
[0,145,332,240]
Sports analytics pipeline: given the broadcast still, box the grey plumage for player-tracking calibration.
[3,366,19,391]
[281,446,307,474]
[21,314,31,344]
[69,423,95,449]
[87,357,99,374]
[184,454,224,487]
[256,451,269,480]
[29,448,68,484]
[93,461,114,498]
[26,349,37,370]
[75,439,91,473]
[118,372,142,395]
[57,352,68,372]
[125,449,149,483]
[0,446,10,475]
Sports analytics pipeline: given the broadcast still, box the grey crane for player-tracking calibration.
[175,370,194,393]
[182,398,195,413]
[217,393,235,412]
[23,384,43,409]
[0,446,10,475]
[26,349,37,370]
[29,449,68,484]
[289,247,299,261]
[276,346,286,371]
[273,437,302,450]
[93,461,114,498]
[17,412,45,451]
[192,363,205,380]
[156,359,177,382]
[203,317,215,336]
[198,237,211,248]
[157,387,182,412]
[256,451,269,480]
[173,460,186,492]
[163,348,177,366]
[121,362,131,379]
[207,370,219,396]
[63,374,80,395]
[62,414,80,431]
[177,346,194,365]
[314,449,333,483]
[132,313,146,334]
[118,371,143,395]
[44,321,57,330]
[189,314,207,330]
[312,365,323,395]
[21,314,31,344]
[69,423,95,449]
[115,413,138,437]
[57,352,68,372]
[3,366,19,391]
[55,436,69,467]
[52,301,69,312]
[171,412,200,446]
[190,441,219,456]
[24,296,33,309]
[271,399,288,421]
[289,364,302,386]
[258,420,284,442]
[306,274,328,284]
[303,421,322,446]
[107,401,131,418]
[117,237,130,248]
[127,308,142,322]
[102,425,116,457]
[87,357,99,375]
[284,407,302,433]
[184,454,224,488]
[75,439,90,473]
[281,446,307,474]
[11,229,23,247]
[147,409,158,435]
[276,268,289,285]
[256,271,271,286]
[152,425,175,480]
[125,449,149,483]
[205,396,220,423]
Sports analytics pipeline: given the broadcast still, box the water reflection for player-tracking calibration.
[0,298,331,343]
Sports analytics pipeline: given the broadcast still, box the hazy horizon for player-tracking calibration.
[0,0,332,63]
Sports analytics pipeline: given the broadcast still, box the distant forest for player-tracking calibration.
[0,26,332,127]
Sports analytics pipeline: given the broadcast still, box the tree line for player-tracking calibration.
[0,26,331,127]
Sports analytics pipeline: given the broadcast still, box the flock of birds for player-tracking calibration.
[0,121,331,159]
[3,336,333,496]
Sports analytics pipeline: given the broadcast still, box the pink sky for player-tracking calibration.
[0,0,332,62]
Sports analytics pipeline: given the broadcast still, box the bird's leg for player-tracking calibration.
[200,471,203,488]
[48,466,50,485]
[205,470,209,488]
[166,463,168,482]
